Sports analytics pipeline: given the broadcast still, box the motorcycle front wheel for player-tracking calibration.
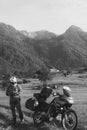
[33,111,44,126]
[62,109,78,130]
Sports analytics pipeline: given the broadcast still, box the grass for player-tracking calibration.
[0,72,87,130]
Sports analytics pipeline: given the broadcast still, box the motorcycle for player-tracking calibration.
[25,86,78,130]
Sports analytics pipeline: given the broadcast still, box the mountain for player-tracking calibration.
[0,23,48,77]
[31,25,87,69]
[0,23,87,77]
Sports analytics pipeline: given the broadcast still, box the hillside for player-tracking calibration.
[0,23,48,77]
[0,23,87,77]
[31,25,87,69]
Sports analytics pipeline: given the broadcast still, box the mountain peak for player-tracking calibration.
[64,25,84,38]
[66,25,83,33]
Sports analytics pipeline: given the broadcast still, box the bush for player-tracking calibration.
[23,79,28,84]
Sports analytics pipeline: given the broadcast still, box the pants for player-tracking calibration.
[10,98,23,123]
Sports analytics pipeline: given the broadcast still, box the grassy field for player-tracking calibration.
[0,72,87,130]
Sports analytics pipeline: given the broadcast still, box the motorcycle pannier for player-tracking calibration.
[40,86,52,100]
[25,98,35,111]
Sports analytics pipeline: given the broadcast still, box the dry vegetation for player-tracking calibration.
[0,72,87,130]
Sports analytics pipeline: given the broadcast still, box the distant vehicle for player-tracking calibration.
[50,68,59,74]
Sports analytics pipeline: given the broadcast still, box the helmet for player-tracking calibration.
[9,76,17,84]
[63,86,71,97]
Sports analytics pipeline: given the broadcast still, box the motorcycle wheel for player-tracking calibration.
[33,111,44,126]
[62,109,78,130]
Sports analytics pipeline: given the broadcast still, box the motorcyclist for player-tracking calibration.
[6,76,24,125]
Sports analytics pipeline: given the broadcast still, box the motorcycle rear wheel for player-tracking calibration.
[62,109,78,130]
[33,111,44,126]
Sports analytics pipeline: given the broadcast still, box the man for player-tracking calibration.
[6,76,24,125]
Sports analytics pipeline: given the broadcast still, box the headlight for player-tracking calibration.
[34,100,39,107]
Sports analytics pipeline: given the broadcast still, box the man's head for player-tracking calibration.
[9,76,17,85]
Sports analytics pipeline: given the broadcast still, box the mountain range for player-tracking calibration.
[0,22,87,77]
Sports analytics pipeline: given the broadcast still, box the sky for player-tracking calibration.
[0,0,87,34]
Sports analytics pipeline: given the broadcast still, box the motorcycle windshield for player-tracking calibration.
[66,97,74,104]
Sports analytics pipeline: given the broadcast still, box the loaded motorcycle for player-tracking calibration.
[25,86,78,130]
